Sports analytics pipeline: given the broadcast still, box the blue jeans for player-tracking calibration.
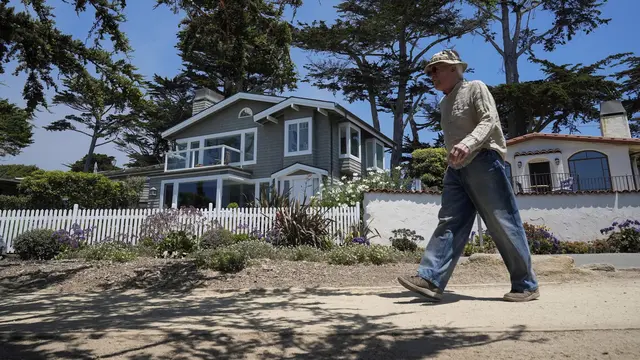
[417,149,538,292]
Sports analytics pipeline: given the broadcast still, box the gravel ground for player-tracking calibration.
[2,254,639,294]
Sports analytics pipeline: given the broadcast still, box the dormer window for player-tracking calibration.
[239,107,253,118]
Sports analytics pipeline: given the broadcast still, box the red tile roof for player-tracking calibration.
[365,189,640,196]
[506,133,640,146]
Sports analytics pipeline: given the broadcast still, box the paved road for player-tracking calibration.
[1,279,640,359]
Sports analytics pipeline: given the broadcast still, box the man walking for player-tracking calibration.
[397,49,539,302]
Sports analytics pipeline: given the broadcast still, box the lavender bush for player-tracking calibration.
[139,207,210,244]
[601,219,640,253]
[53,223,95,250]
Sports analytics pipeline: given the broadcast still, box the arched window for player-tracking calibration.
[239,107,253,118]
[568,151,612,191]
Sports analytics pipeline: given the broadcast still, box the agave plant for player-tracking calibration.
[271,192,333,249]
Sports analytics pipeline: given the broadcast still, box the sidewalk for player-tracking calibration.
[1,279,640,359]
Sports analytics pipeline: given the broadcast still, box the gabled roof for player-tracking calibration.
[161,92,395,147]
[506,133,640,146]
[254,96,395,147]
[161,93,285,138]
[271,163,329,178]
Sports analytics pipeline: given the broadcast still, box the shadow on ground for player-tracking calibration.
[0,286,542,359]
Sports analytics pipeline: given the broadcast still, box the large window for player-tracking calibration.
[166,128,257,171]
[285,118,312,156]
[177,180,217,208]
[339,123,361,160]
[568,151,612,191]
[365,139,385,170]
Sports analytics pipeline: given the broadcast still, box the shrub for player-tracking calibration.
[200,227,235,250]
[559,241,590,254]
[464,232,497,256]
[601,220,640,253]
[52,223,94,252]
[228,240,278,260]
[0,195,34,210]
[227,202,239,209]
[344,219,380,246]
[327,244,400,265]
[18,170,142,209]
[407,148,447,189]
[140,207,208,244]
[390,229,423,252]
[156,230,197,258]
[280,245,326,262]
[232,233,251,243]
[588,238,613,253]
[317,167,412,207]
[272,201,333,248]
[524,223,560,255]
[13,229,58,260]
[194,247,247,273]
[59,241,138,262]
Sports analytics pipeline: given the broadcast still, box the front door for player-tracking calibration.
[528,161,552,192]
[282,177,317,204]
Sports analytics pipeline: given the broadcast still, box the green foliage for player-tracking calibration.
[0,164,40,178]
[294,0,480,165]
[0,195,34,210]
[1,1,139,114]
[280,245,326,262]
[59,241,138,262]
[194,247,248,273]
[227,202,239,209]
[18,170,142,209]
[12,229,58,260]
[390,229,423,252]
[156,230,197,258]
[344,218,380,246]
[116,74,195,167]
[464,233,497,256]
[318,167,410,207]
[0,100,33,157]
[601,220,640,253]
[408,148,447,189]
[163,0,298,97]
[232,233,251,243]
[253,179,290,208]
[559,241,590,255]
[490,55,625,135]
[66,153,120,173]
[272,201,333,248]
[327,244,400,265]
[200,227,236,250]
[45,72,141,172]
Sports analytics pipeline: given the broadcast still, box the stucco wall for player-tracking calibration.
[505,139,634,190]
[363,191,640,246]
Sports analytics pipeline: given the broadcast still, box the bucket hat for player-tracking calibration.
[424,49,468,74]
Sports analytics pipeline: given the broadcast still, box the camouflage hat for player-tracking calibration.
[424,49,468,74]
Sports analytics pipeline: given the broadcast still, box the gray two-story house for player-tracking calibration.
[106,88,394,209]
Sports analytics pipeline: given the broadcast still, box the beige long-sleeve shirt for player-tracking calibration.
[439,79,507,169]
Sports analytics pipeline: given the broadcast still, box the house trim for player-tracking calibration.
[271,163,329,179]
[161,93,285,138]
[507,133,640,146]
[339,123,362,161]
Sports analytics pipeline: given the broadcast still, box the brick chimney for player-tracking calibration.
[192,88,225,116]
[600,100,631,138]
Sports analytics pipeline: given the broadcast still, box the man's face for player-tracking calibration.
[427,63,458,92]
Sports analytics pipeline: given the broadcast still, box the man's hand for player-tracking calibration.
[449,143,470,167]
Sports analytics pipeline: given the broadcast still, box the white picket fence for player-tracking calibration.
[0,203,361,253]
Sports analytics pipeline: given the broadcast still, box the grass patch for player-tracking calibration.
[57,241,139,263]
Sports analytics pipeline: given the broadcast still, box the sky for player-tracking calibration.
[1,0,638,170]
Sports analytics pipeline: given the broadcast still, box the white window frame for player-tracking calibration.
[276,174,323,203]
[165,128,258,171]
[284,117,313,157]
[365,138,386,170]
[339,123,361,161]
[238,107,253,118]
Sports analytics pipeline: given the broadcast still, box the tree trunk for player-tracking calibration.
[391,25,408,168]
[500,1,522,138]
[409,118,420,145]
[84,133,99,173]
[366,89,380,131]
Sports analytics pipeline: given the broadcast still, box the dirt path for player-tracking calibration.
[2,280,640,359]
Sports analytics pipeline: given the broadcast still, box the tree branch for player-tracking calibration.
[471,2,502,21]
[473,29,505,57]
[517,24,561,57]
[96,138,117,147]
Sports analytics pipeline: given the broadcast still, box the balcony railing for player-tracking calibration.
[165,145,242,171]
[510,173,640,193]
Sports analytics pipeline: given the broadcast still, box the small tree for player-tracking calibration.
[45,73,141,172]
[0,99,33,157]
[65,153,120,173]
[408,148,447,189]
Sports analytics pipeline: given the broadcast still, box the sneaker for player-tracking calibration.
[397,275,443,301]
[503,288,540,302]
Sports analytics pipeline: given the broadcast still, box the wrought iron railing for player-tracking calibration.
[509,173,640,193]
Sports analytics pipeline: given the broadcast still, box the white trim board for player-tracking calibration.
[271,163,329,179]
[162,93,285,138]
